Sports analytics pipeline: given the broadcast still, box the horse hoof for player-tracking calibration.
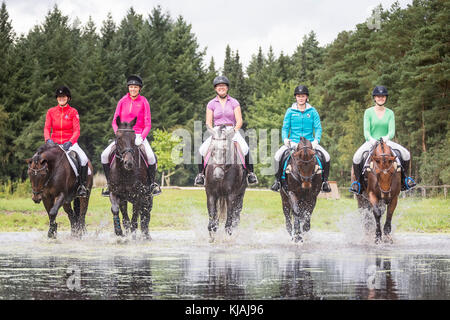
[293,235,303,243]
[142,233,152,241]
[375,237,382,244]
[384,235,393,244]
[209,232,215,243]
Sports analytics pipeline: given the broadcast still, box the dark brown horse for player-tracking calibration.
[204,125,248,241]
[351,138,401,244]
[280,137,322,243]
[108,116,153,239]
[26,144,93,238]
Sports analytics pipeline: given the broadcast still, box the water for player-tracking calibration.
[0,229,448,300]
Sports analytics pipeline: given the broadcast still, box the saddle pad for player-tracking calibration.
[108,144,148,168]
[64,151,92,176]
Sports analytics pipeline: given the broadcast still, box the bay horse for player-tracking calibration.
[280,137,322,243]
[26,144,93,238]
[204,125,248,241]
[108,116,153,239]
[351,138,401,244]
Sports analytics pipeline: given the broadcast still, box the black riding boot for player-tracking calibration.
[321,161,331,193]
[194,158,205,186]
[349,162,362,194]
[270,159,284,192]
[245,153,258,185]
[101,164,111,197]
[77,165,88,197]
[147,163,161,196]
[401,159,416,191]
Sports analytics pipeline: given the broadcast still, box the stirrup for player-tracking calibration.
[101,187,110,197]
[321,181,331,193]
[270,180,280,192]
[349,181,361,195]
[77,185,88,197]
[194,173,205,186]
[150,182,162,196]
[247,172,258,185]
[403,177,417,191]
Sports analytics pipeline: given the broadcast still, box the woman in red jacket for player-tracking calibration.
[44,86,89,197]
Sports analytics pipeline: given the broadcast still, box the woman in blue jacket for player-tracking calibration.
[271,85,331,192]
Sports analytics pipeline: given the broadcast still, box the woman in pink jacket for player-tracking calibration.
[101,75,161,196]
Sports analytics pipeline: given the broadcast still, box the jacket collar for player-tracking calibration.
[291,102,312,112]
[127,92,141,100]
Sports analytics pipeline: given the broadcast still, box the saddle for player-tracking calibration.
[280,148,324,191]
[204,142,246,169]
[108,144,149,168]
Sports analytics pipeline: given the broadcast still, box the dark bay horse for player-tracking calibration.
[204,125,248,241]
[108,116,153,239]
[280,137,322,243]
[351,138,401,244]
[26,144,93,238]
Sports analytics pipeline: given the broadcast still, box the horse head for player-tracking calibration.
[115,116,137,170]
[369,139,399,197]
[290,137,317,189]
[208,125,234,166]
[26,145,61,203]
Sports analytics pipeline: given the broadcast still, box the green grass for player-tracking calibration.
[0,188,448,233]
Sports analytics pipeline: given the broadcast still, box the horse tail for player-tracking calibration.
[217,197,227,223]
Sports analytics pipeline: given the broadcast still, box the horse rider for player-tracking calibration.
[101,75,161,196]
[271,85,332,193]
[44,86,89,197]
[349,85,417,194]
[194,75,258,186]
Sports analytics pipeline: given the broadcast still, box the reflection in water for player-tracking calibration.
[0,231,448,299]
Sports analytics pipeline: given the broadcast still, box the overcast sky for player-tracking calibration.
[4,0,412,69]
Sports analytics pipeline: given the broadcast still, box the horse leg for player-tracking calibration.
[302,198,316,233]
[47,193,65,239]
[78,197,89,236]
[63,202,78,237]
[225,195,235,236]
[110,193,123,236]
[131,203,139,239]
[140,205,152,241]
[119,200,130,234]
[231,194,244,230]
[281,195,293,237]
[368,193,383,244]
[207,195,218,242]
[383,197,398,244]
[288,192,303,243]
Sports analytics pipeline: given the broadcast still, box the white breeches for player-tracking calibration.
[101,134,156,165]
[353,140,410,165]
[274,142,330,162]
[199,127,249,157]
[69,143,88,166]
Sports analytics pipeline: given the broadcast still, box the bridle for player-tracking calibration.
[28,148,65,196]
[115,128,136,163]
[289,145,319,183]
[371,152,397,195]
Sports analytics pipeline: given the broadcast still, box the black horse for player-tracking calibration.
[26,144,93,238]
[280,137,322,243]
[204,125,248,241]
[107,117,154,239]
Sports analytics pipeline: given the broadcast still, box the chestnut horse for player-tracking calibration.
[351,138,401,244]
[26,144,93,238]
[280,137,322,243]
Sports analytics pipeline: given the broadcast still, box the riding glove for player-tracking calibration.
[135,136,143,146]
[369,138,377,146]
[284,139,291,147]
[62,141,72,151]
[382,135,390,142]
[46,139,55,145]
[311,139,319,149]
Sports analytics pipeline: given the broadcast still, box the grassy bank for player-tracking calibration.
[0,188,448,233]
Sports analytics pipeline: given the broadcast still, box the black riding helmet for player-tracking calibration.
[127,75,143,87]
[55,86,71,99]
[372,85,388,96]
[213,75,230,88]
[294,85,309,96]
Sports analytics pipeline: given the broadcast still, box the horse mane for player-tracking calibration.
[33,144,60,161]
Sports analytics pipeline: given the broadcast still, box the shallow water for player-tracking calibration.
[0,229,448,300]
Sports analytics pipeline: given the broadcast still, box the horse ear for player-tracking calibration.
[130,117,137,128]
[116,116,121,128]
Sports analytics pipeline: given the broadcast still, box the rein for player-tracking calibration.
[115,128,136,163]
[288,145,319,183]
[29,147,66,196]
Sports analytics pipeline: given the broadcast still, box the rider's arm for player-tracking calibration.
[387,110,395,140]
[206,107,213,129]
[233,106,243,131]
[140,98,151,140]
[363,108,372,141]
[111,98,124,134]
[69,109,80,145]
[312,109,322,143]
[281,109,291,141]
[44,109,53,142]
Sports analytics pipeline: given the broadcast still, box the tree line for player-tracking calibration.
[0,0,448,188]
